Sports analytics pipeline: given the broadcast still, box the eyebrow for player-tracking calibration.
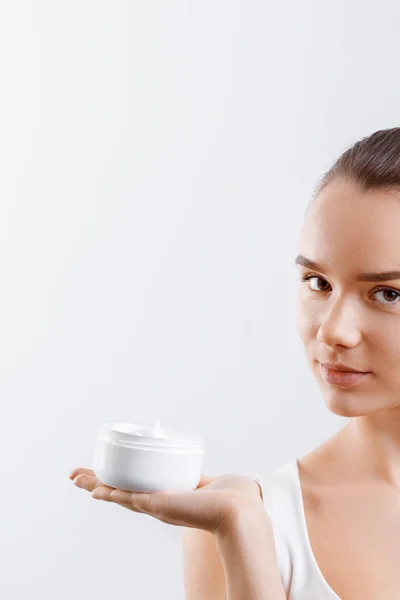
[295,255,400,282]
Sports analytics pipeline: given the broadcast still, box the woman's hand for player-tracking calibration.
[69,467,265,536]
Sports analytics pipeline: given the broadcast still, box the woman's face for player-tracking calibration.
[296,177,400,417]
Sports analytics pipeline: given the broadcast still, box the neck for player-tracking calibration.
[339,409,400,487]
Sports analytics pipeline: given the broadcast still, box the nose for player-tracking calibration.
[317,298,363,349]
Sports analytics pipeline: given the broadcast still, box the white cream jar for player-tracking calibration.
[93,420,205,493]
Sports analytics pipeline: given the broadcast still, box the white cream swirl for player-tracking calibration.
[134,420,169,439]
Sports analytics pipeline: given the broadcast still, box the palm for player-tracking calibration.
[69,467,264,535]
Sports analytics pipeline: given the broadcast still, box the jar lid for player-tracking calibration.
[98,420,204,450]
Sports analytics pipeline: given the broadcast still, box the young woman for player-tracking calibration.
[69,127,400,600]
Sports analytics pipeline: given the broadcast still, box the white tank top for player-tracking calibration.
[254,459,341,600]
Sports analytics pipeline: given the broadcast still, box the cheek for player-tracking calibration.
[296,298,316,341]
[371,322,400,372]
[382,322,400,354]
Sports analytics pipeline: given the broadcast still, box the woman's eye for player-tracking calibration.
[300,274,330,292]
[299,274,400,306]
[374,289,400,304]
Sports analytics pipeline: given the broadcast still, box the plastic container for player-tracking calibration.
[93,420,205,493]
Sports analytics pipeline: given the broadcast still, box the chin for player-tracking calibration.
[323,395,389,418]
[325,400,366,418]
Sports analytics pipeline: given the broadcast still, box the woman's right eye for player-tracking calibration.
[299,273,331,291]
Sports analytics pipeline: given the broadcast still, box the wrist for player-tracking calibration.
[215,503,274,549]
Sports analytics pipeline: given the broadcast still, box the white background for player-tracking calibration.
[0,1,398,598]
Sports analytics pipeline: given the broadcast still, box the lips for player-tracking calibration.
[320,362,369,374]
[319,363,370,387]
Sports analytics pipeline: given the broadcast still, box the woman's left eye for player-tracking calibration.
[299,273,400,305]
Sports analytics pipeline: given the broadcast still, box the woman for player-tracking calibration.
[69,127,400,600]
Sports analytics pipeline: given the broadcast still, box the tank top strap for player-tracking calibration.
[253,459,342,600]
[253,459,300,595]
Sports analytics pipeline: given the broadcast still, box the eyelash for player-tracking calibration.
[299,273,400,306]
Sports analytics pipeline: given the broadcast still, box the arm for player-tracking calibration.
[183,506,287,600]
[215,506,287,600]
[183,527,227,599]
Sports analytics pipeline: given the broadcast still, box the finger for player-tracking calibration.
[94,487,149,513]
[93,488,164,519]
[91,486,115,502]
[74,473,113,493]
[69,467,95,479]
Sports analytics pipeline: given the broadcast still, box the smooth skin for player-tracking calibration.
[295,176,400,599]
[68,466,264,535]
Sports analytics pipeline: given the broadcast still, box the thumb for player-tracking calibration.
[195,474,214,488]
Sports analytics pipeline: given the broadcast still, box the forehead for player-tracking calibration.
[298,179,400,271]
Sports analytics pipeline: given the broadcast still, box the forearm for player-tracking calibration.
[215,508,287,600]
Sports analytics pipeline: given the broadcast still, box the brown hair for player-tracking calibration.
[308,127,400,213]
